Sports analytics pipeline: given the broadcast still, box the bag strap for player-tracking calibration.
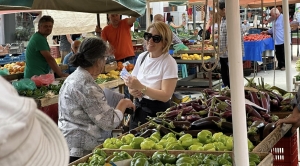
[140,52,149,65]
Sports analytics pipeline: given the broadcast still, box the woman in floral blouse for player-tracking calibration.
[58,37,135,163]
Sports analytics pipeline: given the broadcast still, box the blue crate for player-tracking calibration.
[0,54,12,65]
[266,62,274,70]
[188,67,197,75]
[19,52,26,61]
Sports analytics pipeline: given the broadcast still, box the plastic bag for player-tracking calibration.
[31,73,55,87]
[173,43,189,54]
[0,68,9,76]
[12,78,37,91]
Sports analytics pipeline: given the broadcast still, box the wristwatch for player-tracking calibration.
[141,86,147,94]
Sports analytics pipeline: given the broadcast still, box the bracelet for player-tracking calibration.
[141,86,147,94]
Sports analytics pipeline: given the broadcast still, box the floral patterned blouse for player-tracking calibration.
[58,67,123,157]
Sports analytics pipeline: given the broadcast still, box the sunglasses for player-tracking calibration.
[144,32,162,43]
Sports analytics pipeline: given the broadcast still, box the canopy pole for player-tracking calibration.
[193,5,196,30]
[226,0,249,165]
[146,0,151,28]
[283,0,292,91]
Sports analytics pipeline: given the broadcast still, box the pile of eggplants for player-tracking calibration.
[128,88,293,146]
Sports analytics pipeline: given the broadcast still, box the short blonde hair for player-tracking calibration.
[146,22,173,54]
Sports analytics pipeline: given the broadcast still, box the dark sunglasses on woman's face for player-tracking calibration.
[144,32,162,43]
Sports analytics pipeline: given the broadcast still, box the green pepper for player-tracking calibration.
[93,148,107,158]
[121,134,135,145]
[115,139,124,148]
[89,157,105,166]
[132,157,149,166]
[177,153,189,159]
[150,131,161,143]
[203,143,215,151]
[191,153,206,161]
[154,144,164,150]
[119,151,132,159]
[140,140,155,150]
[178,134,193,149]
[133,152,147,159]
[166,137,177,144]
[218,158,232,165]
[192,138,203,146]
[176,163,192,166]
[248,139,255,151]
[26,90,33,96]
[77,163,89,166]
[165,142,185,150]
[161,132,175,140]
[176,157,197,166]
[225,136,233,151]
[197,130,212,144]
[157,139,168,148]
[249,161,257,166]
[212,132,224,142]
[213,142,226,151]
[162,153,176,164]
[152,151,164,161]
[203,159,218,166]
[130,137,144,149]
[217,153,232,163]
[188,145,204,151]
[165,164,175,166]
[119,144,133,149]
[152,162,164,166]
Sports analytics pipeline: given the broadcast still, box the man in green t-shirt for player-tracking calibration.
[24,15,69,78]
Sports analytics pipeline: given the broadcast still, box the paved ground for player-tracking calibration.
[245,49,300,91]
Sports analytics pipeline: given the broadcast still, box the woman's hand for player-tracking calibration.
[116,98,136,114]
[124,76,143,90]
[129,88,143,98]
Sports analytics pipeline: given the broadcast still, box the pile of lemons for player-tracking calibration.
[180,54,211,60]
[98,70,120,79]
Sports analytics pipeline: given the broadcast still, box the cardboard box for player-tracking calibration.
[172,91,204,104]
[105,61,117,73]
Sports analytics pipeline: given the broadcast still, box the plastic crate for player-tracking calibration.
[243,61,251,69]
[271,132,298,166]
[0,54,12,65]
[266,62,274,70]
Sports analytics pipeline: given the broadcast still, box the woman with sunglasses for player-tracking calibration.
[58,38,135,162]
[124,22,178,129]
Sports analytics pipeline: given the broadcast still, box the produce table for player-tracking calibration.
[175,57,222,90]
[243,38,274,62]
[98,78,125,94]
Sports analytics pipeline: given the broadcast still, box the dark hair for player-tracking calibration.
[69,37,107,68]
[38,15,54,26]
[167,16,173,23]
[219,0,225,10]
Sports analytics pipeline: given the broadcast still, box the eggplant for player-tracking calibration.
[263,123,276,139]
[270,99,279,108]
[175,115,187,121]
[165,105,177,112]
[248,91,261,106]
[214,121,233,133]
[249,120,266,138]
[172,121,191,130]
[190,120,219,130]
[245,104,263,119]
[260,111,271,122]
[191,103,207,111]
[158,126,172,135]
[164,106,194,118]
[191,116,221,130]
[186,114,201,122]
[259,92,269,113]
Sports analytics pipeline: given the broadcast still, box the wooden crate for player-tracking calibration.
[98,79,125,93]
[2,73,24,81]
[69,150,273,166]
[35,95,59,108]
